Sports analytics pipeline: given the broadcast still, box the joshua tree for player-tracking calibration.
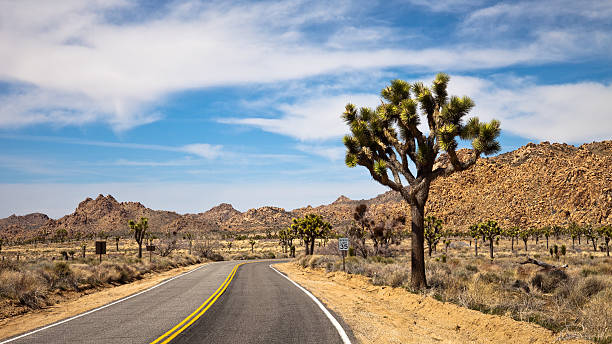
[115,236,120,251]
[248,239,256,253]
[128,217,149,259]
[55,228,68,243]
[505,227,519,252]
[542,226,552,250]
[479,220,502,259]
[0,238,3,253]
[277,228,295,254]
[519,228,530,252]
[184,232,193,255]
[469,223,482,257]
[568,222,580,250]
[370,215,405,256]
[291,214,332,255]
[584,224,599,252]
[82,243,86,258]
[597,225,611,256]
[342,74,501,288]
[424,216,443,257]
[348,204,373,258]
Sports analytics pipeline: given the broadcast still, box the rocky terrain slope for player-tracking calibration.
[1,140,611,241]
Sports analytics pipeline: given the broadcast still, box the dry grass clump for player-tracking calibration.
[0,253,202,315]
[298,253,612,342]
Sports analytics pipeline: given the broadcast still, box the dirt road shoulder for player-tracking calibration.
[274,262,589,344]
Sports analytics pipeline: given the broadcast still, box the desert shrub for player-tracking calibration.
[465,264,478,273]
[370,264,410,288]
[0,270,47,308]
[531,269,568,293]
[580,289,612,342]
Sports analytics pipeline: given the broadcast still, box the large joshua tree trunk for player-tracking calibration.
[408,187,428,289]
[410,202,427,289]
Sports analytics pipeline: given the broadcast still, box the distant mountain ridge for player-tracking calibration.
[1,140,611,241]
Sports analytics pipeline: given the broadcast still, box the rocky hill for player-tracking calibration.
[1,140,611,241]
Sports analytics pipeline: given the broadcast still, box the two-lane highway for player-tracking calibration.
[2,260,351,344]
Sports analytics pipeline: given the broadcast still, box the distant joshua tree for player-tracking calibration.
[479,220,502,259]
[291,214,332,255]
[342,74,501,288]
[128,217,149,258]
[248,239,256,253]
[424,216,443,257]
[348,204,373,258]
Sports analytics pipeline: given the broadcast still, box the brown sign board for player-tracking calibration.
[146,245,156,252]
[95,241,107,255]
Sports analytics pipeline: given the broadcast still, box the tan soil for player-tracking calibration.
[274,262,590,344]
[0,263,206,340]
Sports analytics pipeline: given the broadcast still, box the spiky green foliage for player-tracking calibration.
[478,220,502,259]
[342,73,500,195]
[128,217,148,258]
[291,214,332,255]
[596,225,611,256]
[519,228,531,251]
[424,216,443,257]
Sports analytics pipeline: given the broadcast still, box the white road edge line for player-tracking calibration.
[0,263,210,344]
[269,264,351,344]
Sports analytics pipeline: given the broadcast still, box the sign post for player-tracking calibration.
[95,241,106,263]
[338,238,349,272]
[146,245,156,263]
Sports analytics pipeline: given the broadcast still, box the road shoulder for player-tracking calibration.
[273,262,589,344]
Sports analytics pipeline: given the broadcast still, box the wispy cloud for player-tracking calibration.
[0,0,602,131]
[445,76,612,143]
[296,144,345,161]
[0,135,222,159]
[221,94,380,141]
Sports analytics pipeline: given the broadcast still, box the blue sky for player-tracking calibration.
[1,0,611,218]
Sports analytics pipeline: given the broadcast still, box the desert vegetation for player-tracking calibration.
[294,207,612,343]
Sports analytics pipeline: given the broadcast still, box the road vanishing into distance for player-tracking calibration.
[1,260,352,344]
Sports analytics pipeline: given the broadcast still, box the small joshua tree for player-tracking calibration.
[249,239,256,253]
[542,226,552,250]
[128,217,148,259]
[424,216,443,257]
[348,204,373,258]
[291,214,332,255]
[479,220,502,259]
[597,225,611,257]
[584,224,599,252]
[469,223,482,257]
[519,228,530,252]
[505,227,519,252]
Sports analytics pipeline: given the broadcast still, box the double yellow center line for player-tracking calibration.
[150,262,247,344]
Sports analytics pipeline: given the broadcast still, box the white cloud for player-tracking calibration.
[402,0,487,12]
[221,94,380,141]
[226,74,612,144]
[181,144,223,159]
[296,144,345,161]
[0,0,599,131]
[0,134,222,159]
[446,76,612,143]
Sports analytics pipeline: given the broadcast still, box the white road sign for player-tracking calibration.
[338,238,349,251]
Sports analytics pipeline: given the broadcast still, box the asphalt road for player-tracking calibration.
[3,260,349,344]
